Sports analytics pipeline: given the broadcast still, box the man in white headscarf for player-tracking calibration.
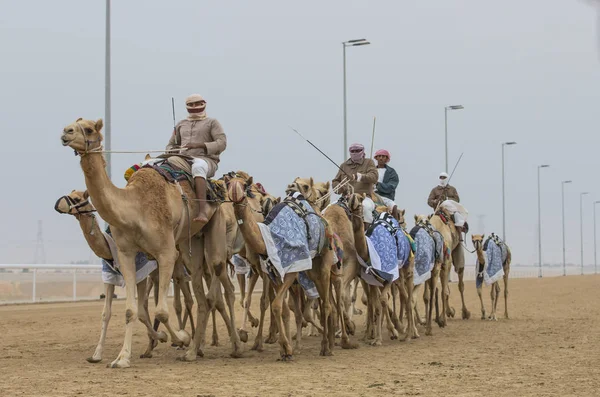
[166,94,227,225]
[427,171,467,240]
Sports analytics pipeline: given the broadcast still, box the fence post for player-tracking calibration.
[73,269,77,301]
[32,268,37,303]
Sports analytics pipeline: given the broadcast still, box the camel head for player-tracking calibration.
[314,181,331,211]
[227,174,253,204]
[286,177,317,203]
[260,194,281,217]
[396,209,407,228]
[61,118,104,154]
[54,190,96,216]
[471,234,485,251]
[414,214,429,225]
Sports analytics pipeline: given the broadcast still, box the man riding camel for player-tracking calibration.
[428,172,468,241]
[332,143,378,195]
[166,94,227,225]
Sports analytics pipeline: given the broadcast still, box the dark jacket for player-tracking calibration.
[427,184,460,210]
[375,165,399,201]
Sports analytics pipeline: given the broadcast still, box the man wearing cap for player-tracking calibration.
[332,143,378,196]
[166,94,227,225]
[373,149,399,201]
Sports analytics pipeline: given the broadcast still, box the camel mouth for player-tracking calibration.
[61,137,71,146]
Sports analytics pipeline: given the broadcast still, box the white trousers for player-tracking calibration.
[191,158,209,179]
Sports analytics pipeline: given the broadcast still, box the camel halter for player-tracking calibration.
[54,195,97,216]
[73,122,103,156]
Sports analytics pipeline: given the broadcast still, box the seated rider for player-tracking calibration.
[166,94,227,225]
[427,171,467,240]
[332,143,378,195]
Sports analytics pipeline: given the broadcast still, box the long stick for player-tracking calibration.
[171,97,176,130]
[369,116,377,159]
[289,127,352,178]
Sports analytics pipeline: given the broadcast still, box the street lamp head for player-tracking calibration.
[539,164,550,168]
[345,38,367,44]
[351,41,371,47]
[595,200,600,204]
[581,192,590,196]
[563,180,572,184]
[504,141,517,146]
[446,105,464,110]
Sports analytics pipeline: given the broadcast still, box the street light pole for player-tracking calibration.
[342,39,370,162]
[581,192,590,275]
[444,105,464,173]
[501,142,517,241]
[561,180,572,276]
[537,164,550,278]
[105,0,111,181]
[594,201,600,275]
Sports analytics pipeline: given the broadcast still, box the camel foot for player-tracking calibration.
[154,331,167,344]
[412,330,420,339]
[504,312,509,320]
[369,339,382,347]
[462,308,471,320]
[488,315,498,321]
[353,307,363,315]
[264,334,278,344]
[417,317,427,326]
[238,329,249,343]
[250,317,259,328]
[319,349,333,356]
[436,316,447,328]
[277,354,294,362]
[390,329,399,340]
[230,342,243,358]
[481,311,487,320]
[447,307,456,318]
[341,338,359,349]
[425,327,433,336]
[139,351,153,359]
[211,339,220,347]
[251,339,264,352]
[346,320,356,336]
[107,358,130,369]
[196,347,205,358]
[178,349,197,362]
[86,356,102,363]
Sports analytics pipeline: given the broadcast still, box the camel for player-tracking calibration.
[472,234,511,320]
[60,118,241,367]
[228,175,335,360]
[54,189,193,361]
[426,208,470,327]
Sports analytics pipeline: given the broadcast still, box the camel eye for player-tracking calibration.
[73,197,81,203]
[85,128,93,134]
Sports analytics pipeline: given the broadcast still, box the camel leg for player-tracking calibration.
[452,244,470,320]
[138,279,169,358]
[477,283,486,320]
[490,282,500,321]
[437,260,450,327]
[173,282,183,330]
[87,283,114,363]
[503,271,510,319]
[289,285,304,351]
[390,282,403,334]
[251,273,269,351]
[333,271,357,349]
[403,265,419,340]
[425,266,438,336]
[237,273,246,309]
[271,274,296,360]
[380,283,398,341]
[307,252,334,357]
[369,286,383,346]
[180,280,195,337]
[265,285,279,344]
[108,251,139,369]
[246,271,261,328]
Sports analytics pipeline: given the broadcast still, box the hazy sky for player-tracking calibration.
[1,0,599,267]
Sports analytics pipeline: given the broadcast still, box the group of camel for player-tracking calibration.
[58,117,511,368]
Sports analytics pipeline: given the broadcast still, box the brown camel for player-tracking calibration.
[54,190,193,361]
[427,209,470,327]
[60,118,241,367]
[472,234,511,321]
[228,175,335,360]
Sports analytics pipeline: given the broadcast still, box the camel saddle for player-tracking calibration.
[141,154,226,202]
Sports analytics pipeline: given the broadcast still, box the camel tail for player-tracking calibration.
[505,245,512,266]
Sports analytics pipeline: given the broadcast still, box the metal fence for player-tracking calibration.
[0,263,596,305]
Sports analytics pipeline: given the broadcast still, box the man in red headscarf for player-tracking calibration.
[166,94,227,226]
[332,143,378,195]
[373,149,399,201]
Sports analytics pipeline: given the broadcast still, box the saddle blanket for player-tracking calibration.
[476,234,507,288]
[101,230,157,287]
[298,272,319,299]
[409,226,444,286]
[258,192,327,282]
[359,213,411,286]
[231,254,251,275]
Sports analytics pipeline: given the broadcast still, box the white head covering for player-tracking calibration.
[439,172,449,187]
[185,94,207,121]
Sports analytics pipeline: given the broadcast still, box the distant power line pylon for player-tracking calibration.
[34,220,46,264]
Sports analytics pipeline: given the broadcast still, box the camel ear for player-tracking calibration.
[145,154,151,160]
[275,197,281,204]
[76,117,82,122]
[325,181,330,190]
[247,176,254,186]
[83,191,90,199]
[414,214,418,222]
[401,209,405,215]
[95,118,104,132]
[309,177,314,187]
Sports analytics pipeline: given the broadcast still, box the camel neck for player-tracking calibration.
[233,202,267,256]
[352,218,369,261]
[476,247,485,265]
[76,214,112,260]
[79,153,124,227]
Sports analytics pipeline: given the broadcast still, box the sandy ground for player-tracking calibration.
[0,275,599,397]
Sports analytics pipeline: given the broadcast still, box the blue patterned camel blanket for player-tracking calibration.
[231,254,251,275]
[359,212,411,286]
[476,234,507,288]
[298,272,319,299]
[257,192,327,282]
[100,228,157,287]
[409,225,444,286]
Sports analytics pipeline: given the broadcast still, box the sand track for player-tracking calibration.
[0,276,599,396]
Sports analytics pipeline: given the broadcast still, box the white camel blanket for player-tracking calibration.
[101,230,157,287]
[257,192,327,282]
[476,234,507,288]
